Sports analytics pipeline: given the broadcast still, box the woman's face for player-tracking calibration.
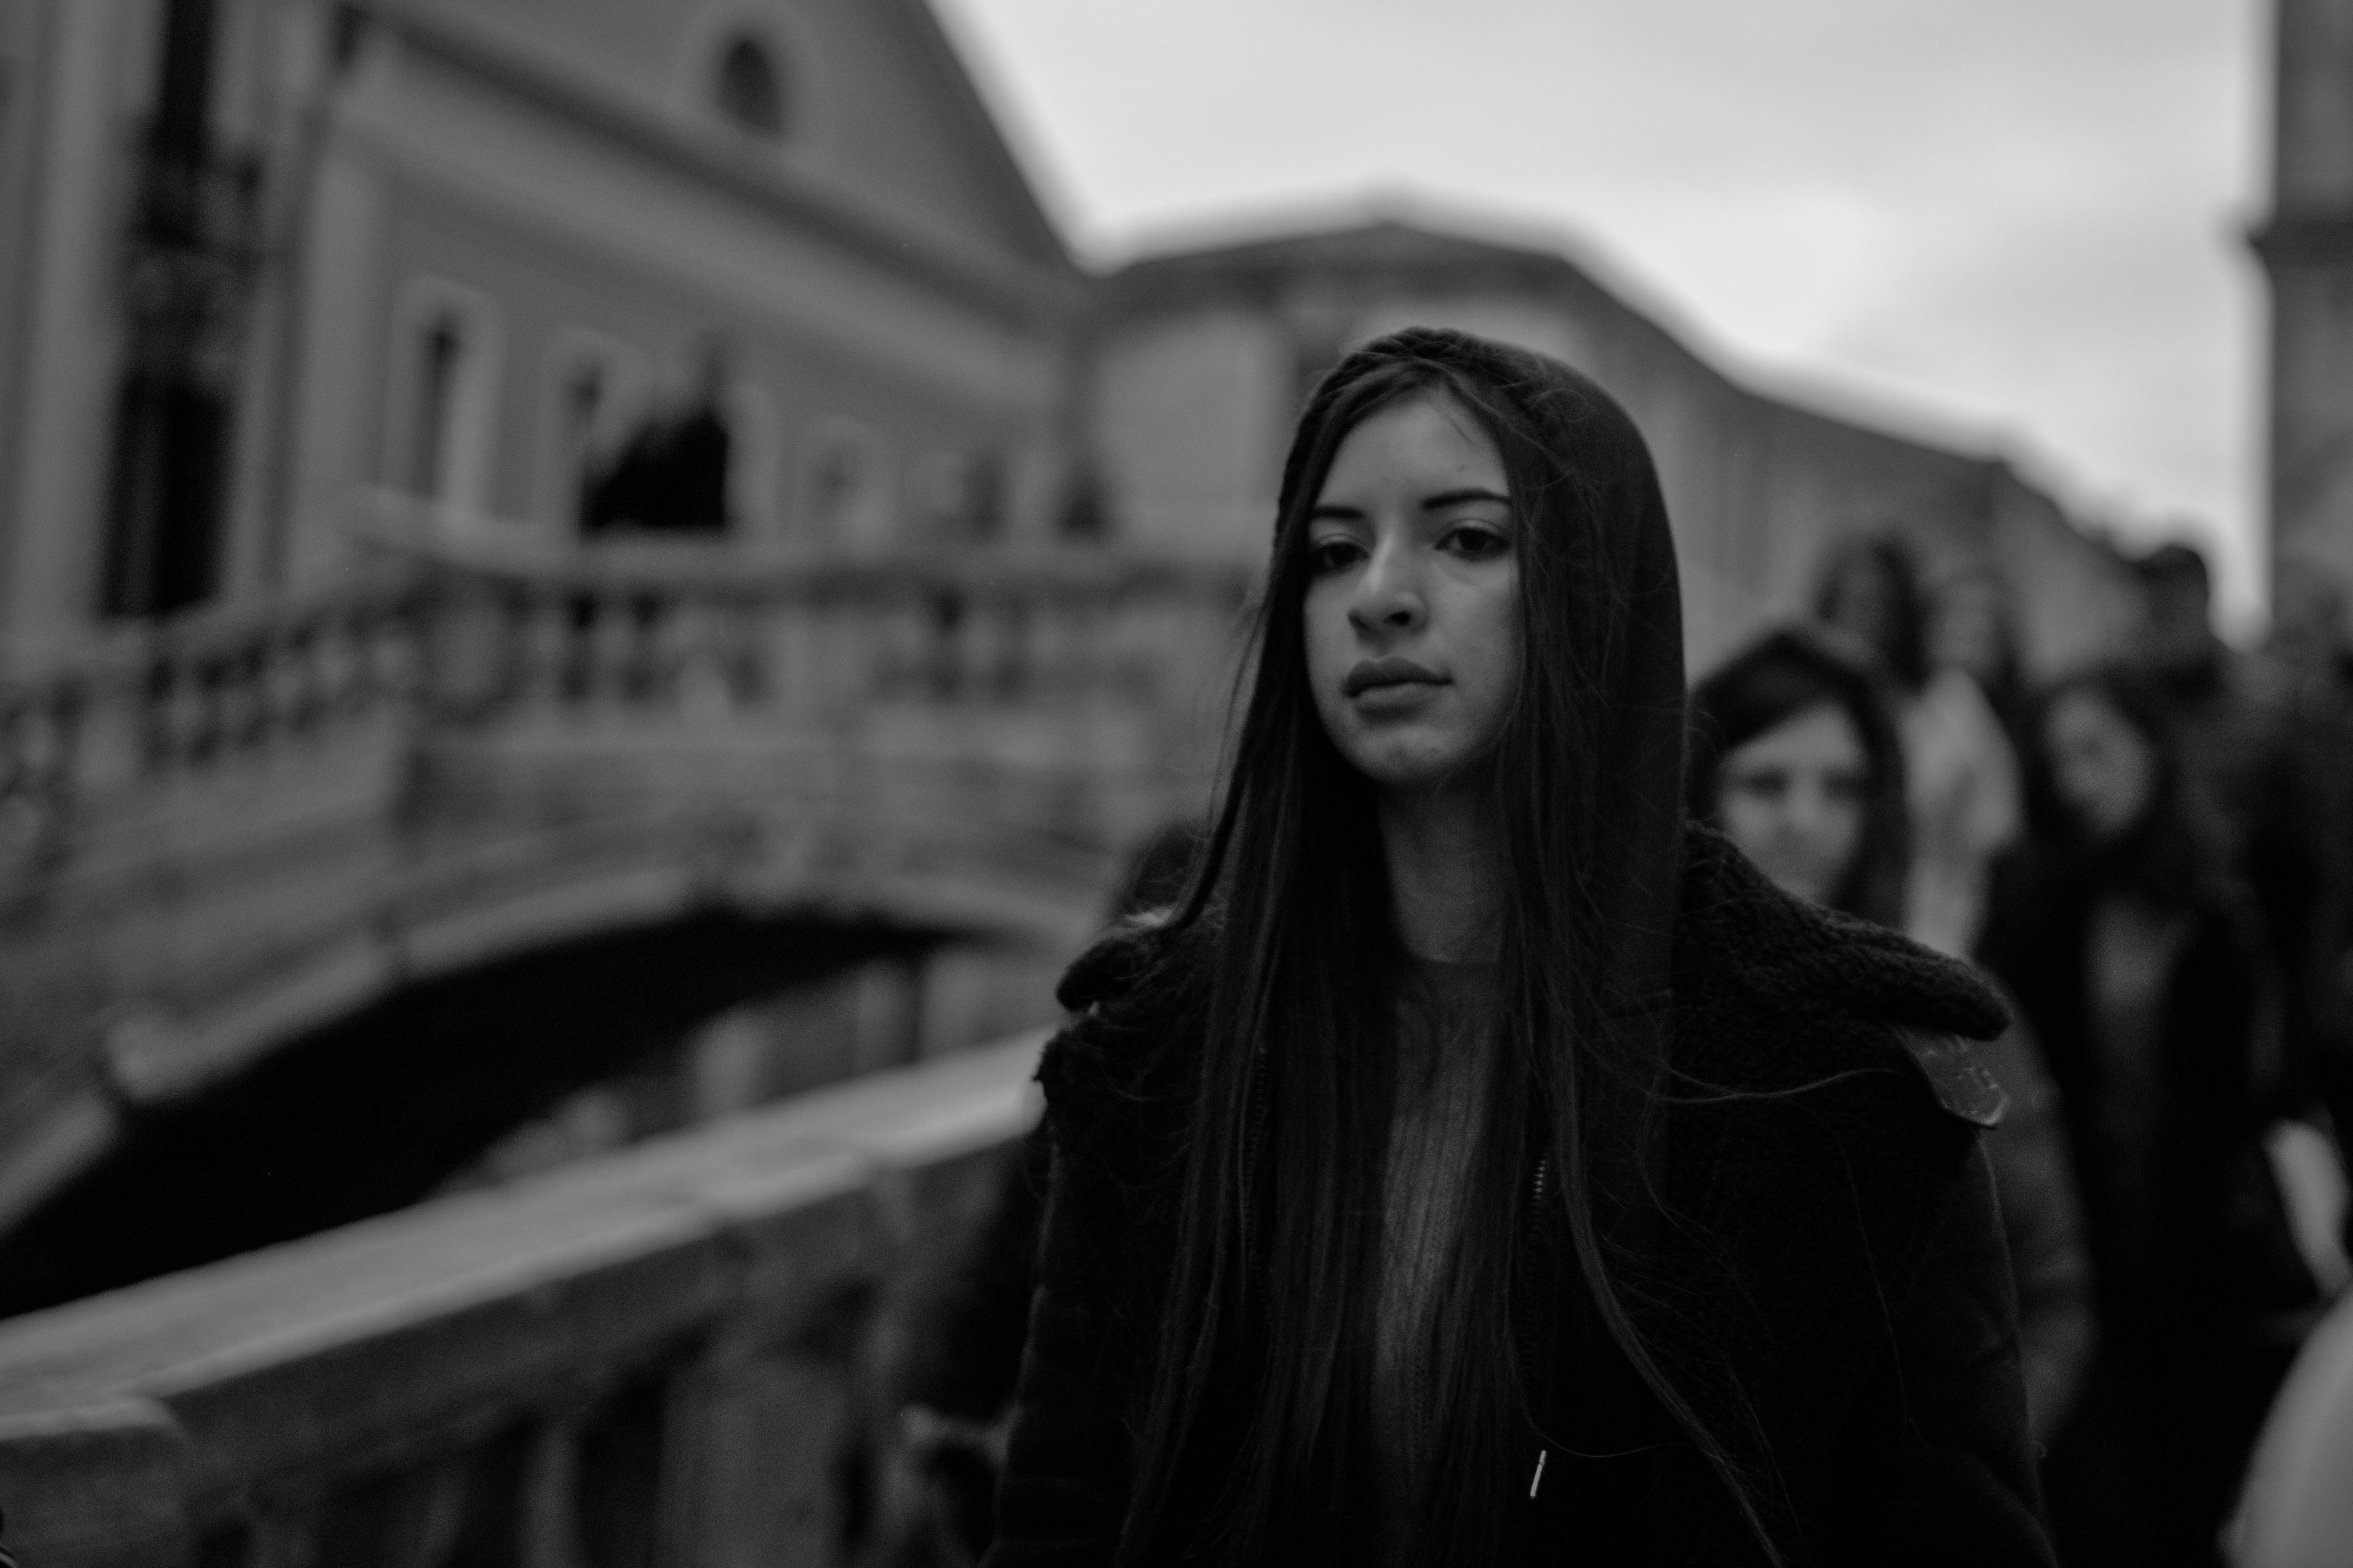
[2044,688,2156,841]
[1716,702,1871,908]
[1303,394,1520,798]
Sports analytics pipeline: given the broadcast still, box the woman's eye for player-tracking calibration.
[1307,538,1363,575]
[1442,523,1512,560]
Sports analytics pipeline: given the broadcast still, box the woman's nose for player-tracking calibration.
[1348,540,1425,634]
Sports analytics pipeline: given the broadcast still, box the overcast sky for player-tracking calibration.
[935,0,2270,622]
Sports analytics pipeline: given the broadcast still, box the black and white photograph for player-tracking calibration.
[0,1,2347,1564]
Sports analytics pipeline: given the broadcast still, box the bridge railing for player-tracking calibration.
[0,501,1255,881]
[0,1028,1047,1568]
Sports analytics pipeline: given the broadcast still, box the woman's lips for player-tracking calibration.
[1344,656,1445,698]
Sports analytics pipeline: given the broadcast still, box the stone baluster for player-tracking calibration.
[582,588,638,709]
[518,1413,587,1568]
[510,581,571,713]
[967,584,1015,701]
[222,639,270,756]
[358,598,424,715]
[68,663,145,796]
[792,588,861,718]
[266,620,318,740]
[151,656,217,770]
[667,589,737,719]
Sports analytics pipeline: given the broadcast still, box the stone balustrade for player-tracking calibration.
[0,506,1254,890]
[0,1028,1047,1568]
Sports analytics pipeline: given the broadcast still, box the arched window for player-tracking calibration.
[713,34,786,137]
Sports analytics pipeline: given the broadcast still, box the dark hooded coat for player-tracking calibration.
[991,840,2045,1567]
[987,331,2047,1567]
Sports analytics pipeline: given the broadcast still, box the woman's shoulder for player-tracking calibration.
[1036,908,1212,1135]
[1674,828,2009,1124]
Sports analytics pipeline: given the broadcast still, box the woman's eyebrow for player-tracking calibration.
[1306,502,1365,522]
[1420,487,1510,511]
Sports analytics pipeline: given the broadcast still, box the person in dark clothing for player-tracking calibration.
[989,329,2049,1566]
[1979,664,2317,1568]
[2131,544,2330,1108]
[580,336,733,536]
[885,821,1210,1565]
[1689,626,2097,1450]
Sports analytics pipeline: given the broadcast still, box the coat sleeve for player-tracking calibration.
[1833,1143,2057,1568]
[1975,1024,2098,1447]
[983,1120,1132,1567]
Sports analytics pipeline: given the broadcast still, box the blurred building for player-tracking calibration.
[2259,0,2353,595]
[0,0,1089,670]
[1091,218,2135,676]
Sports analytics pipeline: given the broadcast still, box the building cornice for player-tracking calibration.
[348,0,1087,330]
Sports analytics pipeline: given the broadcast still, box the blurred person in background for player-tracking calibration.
[875,820,1207,1567]
[1979,667,2320,1568]
[1817,536,2021,958]
[1689,624,2096,1450]
[2131,545,2332,1116]
[1929,562,2035,755]
[2263,560,2353,1148]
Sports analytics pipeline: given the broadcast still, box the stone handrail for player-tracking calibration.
[0,1028,1048,1568]
[0,501,1254,883]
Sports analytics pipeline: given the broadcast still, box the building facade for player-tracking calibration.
[1090,219,2136,676]
[0,0,1089,670]
[2259,0,2353,595]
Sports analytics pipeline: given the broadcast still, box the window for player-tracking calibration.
[534,331,648,535]
[713,34,785,137]
[385,279,504,514]
[408,315,463,498]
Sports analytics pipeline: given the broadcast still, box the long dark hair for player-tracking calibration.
[1122,329,1772,1563]
[1687,625,1911,928]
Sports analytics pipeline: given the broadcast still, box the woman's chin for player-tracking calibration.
[1342,740,1486,800]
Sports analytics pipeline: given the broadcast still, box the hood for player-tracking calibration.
[1679,828,2008,1040]
[1547,359,1691,1019]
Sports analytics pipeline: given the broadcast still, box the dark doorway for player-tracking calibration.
[101,371,230,618]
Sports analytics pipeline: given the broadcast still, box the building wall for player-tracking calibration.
[2262,0,2353,590]
[0,0,1083,670]
[1090,228,2136,676]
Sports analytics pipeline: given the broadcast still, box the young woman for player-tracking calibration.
[1979,667,2310,1568]
[990,330,2048,1567]
[1816,536,2021,958]
[1688,626,2096,1451]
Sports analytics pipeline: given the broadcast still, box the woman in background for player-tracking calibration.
[1689,624,2096,1449]
[1980,666,2310,1568]
[1818,536,2021,958]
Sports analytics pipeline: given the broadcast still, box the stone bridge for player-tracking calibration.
[0,1028,1047,1568]
[0,506,1248,1310]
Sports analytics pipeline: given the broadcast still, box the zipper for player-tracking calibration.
[1526,1150,1554,1503]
